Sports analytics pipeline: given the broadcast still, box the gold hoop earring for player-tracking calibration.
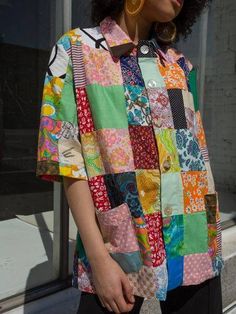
[125,0,145,16]
[155,21,177,44]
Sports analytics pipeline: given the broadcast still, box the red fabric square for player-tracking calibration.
[76,87,95,134]
[129,125,159,169]
[145,212,166,267]
[88,175,112,212]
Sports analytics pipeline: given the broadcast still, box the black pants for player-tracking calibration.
[77,275,222,314]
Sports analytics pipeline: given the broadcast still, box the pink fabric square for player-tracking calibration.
[183,253,214,285]
[82,44,123,86]
[96,203,140,253]
[147,87,174,129]
[97,128,135,174]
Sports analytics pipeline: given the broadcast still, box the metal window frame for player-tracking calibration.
[0,1,72,312]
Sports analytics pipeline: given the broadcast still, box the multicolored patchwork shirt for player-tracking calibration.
[36,16,224,301]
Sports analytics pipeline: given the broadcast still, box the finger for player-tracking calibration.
[98,295,106,308]
[115,294,134,313]
[103,301,113,312]
[109,300,121,313]
[121,275,135,304]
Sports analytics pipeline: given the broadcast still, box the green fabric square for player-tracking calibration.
[58,61,78,124]
[138,58,166,88]
[189,68,199,112]
[86,84,128,129]
[183,212,208,255]
[161,172,184,217]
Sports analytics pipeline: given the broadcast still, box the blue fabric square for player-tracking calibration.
[167,256,184,291]
[176,129,206,171]
[104,172,143,218]
[177,57,191,91]
[120,56,145,86]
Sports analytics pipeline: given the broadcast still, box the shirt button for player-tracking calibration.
[147,79,157,88]
[156,118,162,127]
[164,207,173,216]
[163,159,171,171]
[140,44,149,55]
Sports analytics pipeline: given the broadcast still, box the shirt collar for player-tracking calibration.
[100,16,173,62]
[100,16,135,57]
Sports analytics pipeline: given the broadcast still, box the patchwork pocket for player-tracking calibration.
[96,203,142,273]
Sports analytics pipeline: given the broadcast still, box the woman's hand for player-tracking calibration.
[90,255,135,313]
[63,178,135,313]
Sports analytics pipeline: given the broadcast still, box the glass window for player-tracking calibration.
[0,0,64,301]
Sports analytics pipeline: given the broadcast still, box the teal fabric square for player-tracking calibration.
[110,251,142,273]
[161,172,184,217]
[163,215,184,258]
[183,212,208,255]
[124,85,152,126]
[138,57,166,88]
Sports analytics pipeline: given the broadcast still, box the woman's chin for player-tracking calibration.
[152,11,177,23]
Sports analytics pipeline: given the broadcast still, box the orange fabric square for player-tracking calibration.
[195,111,207,148]
[181,171,208,214]
[159,62,188,90]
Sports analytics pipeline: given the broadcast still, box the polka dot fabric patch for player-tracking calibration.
[96,203,140,253]
[183,253,214,285]
[167,89,188,129]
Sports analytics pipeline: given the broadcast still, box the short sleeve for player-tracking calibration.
[36,34,88,182]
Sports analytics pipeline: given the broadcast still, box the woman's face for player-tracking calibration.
[141,0,184,22]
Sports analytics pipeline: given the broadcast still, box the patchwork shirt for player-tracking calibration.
[36,16,224,301]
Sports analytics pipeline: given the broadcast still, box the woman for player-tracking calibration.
[36,0,224,313]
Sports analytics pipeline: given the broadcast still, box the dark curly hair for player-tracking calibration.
[91,0,212,42]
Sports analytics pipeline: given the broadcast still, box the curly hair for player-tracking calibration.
[91,0,212,41]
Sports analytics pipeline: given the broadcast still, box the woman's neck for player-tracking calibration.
[115,11,153,45]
